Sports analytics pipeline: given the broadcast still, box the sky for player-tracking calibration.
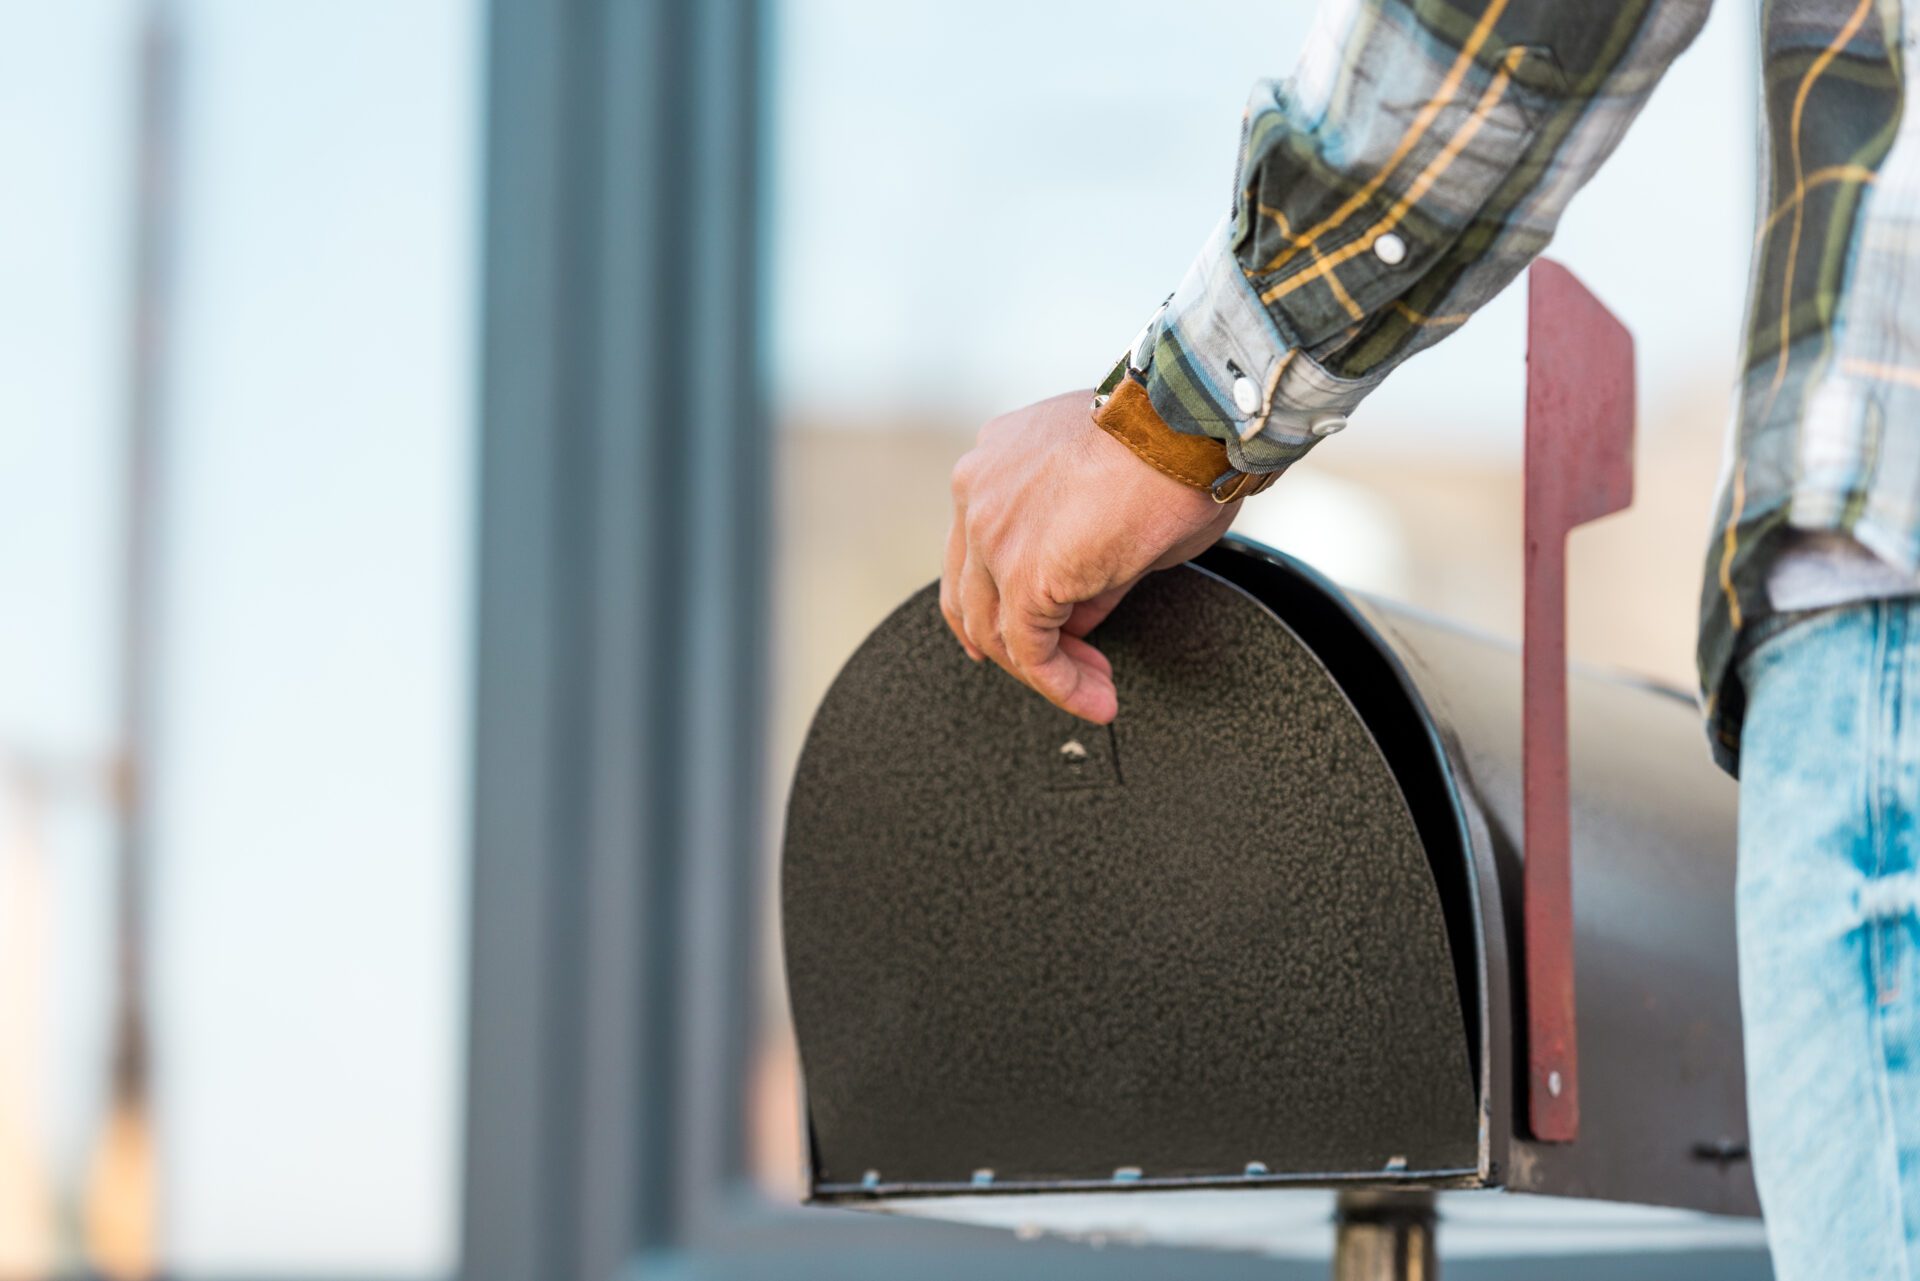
[2,0,476,1272]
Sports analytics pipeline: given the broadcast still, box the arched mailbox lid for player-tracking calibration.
[783,537,1757,1230]
[785,557,1482,1195]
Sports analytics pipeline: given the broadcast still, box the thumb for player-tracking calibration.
[1004,590,1119,723]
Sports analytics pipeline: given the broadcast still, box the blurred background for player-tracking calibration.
[2,0,1760,1278]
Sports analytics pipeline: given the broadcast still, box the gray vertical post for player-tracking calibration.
[461,1,765,1279]
[90,3,179,1271]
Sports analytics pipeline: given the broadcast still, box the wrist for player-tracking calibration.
[1091,365,1277,504]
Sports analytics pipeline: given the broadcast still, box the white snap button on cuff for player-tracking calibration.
[1310,414,1348,437]
[1372,232,1407,266]
[1231,376,1261,416]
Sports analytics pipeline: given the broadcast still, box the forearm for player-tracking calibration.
[1123,0,1713,474]
[938,0,1714,721]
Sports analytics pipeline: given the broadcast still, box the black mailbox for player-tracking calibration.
[786,540,1752,1199]
[781,266,1762,1271]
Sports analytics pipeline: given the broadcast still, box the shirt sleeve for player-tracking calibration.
[1126,0,1713,475]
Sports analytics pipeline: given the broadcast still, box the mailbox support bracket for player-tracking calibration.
[1521,259,1636,1143]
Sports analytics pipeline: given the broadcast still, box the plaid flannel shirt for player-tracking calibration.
[1124,0,1909,773]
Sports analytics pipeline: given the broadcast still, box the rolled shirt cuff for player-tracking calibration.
[1128,217,1387,476]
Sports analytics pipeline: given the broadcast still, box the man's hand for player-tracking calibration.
[941,390,1241,724]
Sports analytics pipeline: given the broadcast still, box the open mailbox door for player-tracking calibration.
[779,264,1760,1272]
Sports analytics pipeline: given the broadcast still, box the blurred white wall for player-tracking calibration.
[772,0,1754,458]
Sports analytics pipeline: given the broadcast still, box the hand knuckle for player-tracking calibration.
[1019,565,1064,611]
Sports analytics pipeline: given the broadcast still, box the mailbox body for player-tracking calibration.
[781,538,1757,1228]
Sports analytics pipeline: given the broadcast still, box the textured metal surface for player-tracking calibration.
[1200,540,1756,1217]
[785,538,1755,1235]
[784,567,1478,1193]
[1354,595,1754,1215]
[1521,259,1637,1142]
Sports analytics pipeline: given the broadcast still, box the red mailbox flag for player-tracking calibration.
[1523,260,1636,1144]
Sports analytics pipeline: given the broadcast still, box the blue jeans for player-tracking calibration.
[1740,600,1920,1280]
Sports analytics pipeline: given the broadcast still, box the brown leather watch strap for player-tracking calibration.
[1093,375,1276,503]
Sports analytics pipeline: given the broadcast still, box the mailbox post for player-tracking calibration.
[780,264,1757,1276]
[1333,1192,1437,1281]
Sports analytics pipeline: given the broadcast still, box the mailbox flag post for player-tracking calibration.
[1521,260,1636,1143]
